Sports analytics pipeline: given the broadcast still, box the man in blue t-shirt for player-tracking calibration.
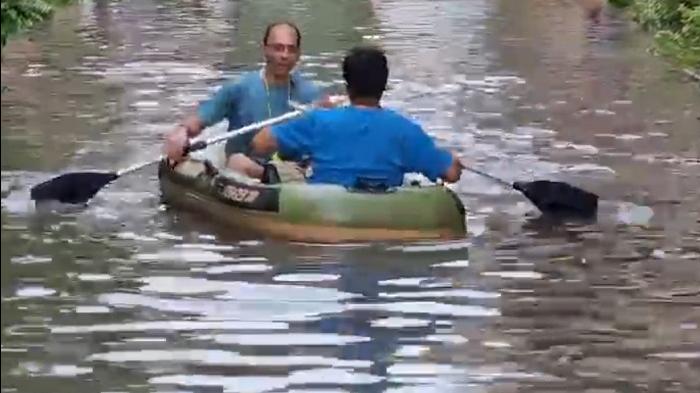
[164,21,329,177]
[249,45,463,188]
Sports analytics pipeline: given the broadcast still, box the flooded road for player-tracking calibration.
[2,0,699,392]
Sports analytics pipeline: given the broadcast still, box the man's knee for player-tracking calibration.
[226,153,264,179]
[226,153,248,170]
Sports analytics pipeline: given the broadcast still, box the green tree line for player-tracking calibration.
[610,0,699,68]
[1,0,73,49]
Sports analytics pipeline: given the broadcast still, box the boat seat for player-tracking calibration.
[349,176,396,193]
[263,161,307,184]
[261,163,281,184]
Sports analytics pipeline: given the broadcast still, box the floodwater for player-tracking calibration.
[2,0,699,392]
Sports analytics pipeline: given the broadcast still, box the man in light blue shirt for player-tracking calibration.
[165,21,328,177]
[250,46,463,188]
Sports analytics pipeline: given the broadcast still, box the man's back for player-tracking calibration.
[271,106,453,188]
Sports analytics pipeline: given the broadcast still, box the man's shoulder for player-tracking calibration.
[207,71,259,99]
[290,70,316,85]
[314,107,421,131]
[225,70,260,87]
[379,108,421,129]
[291,71,320,96]
[308,106,351,119]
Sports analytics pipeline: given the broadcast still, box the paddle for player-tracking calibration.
[287,101,599,218]
[30,109,305,205]
[460,164,599,218]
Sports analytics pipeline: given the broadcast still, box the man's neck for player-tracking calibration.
[350,97,381,108]
[264,66,290,86]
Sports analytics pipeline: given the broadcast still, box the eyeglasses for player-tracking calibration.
[265,43,299,54]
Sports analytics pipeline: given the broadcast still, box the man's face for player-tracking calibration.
[263,24,300,77]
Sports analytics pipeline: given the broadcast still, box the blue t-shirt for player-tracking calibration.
[271,106,454,188]
[197,69,321,130]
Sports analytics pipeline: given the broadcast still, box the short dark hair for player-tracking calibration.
[263,21,301,47]
[342,46,388,100]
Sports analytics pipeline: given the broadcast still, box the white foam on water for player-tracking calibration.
[564,163,615,174]
[273,274,340,283]
[370,317,432,328]
[154,232,184,241]
[616,134,643,140]
[77,273,113,282]
[483,341,511,348]
[135,88,161,95]
[174,243,238,251]
[123,337,168,343]
[554,142,600,155]
[431,260,470,268]
[593,109,616,115]
[632,154,656,163]
[230,256,269,262]
[384,384,449,393]
[140,277,357,302]
[1,191,38,214]
[88,349,372,368]
[378,277,452,288]
[616,202,654,226]
[387,363,463,376]
[481,271,544,279]
[484,75,526,84]
[386,240,471,252]
[151,372,375,393]
[502,132,533,141]
[150,374,289,393]
[16,286,56,298]
[48,365,93,377]
[51,320,289,334]
[203,264,273,274]
[238,240,263,246]
[288,368,384,385]
[115,232,159,242]
[210,333,370,346]
[379,277,428,287]
[352,302,499,317]
[423,334,469,345]
[1,348,28,353]
[648,352,700,360]
[74,306,111,314]
[379,289,500,300]
[468,216,487,237]
[134,249,234,263]
[10,255,52,264]
[394,345,430,358]
[98,292,345,322]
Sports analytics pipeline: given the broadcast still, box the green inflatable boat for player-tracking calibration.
[158,158,466,243]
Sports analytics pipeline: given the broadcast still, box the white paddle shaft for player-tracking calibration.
[116,109,304,177]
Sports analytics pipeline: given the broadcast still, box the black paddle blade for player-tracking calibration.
[512,180,598,218]
[30,172,119,205]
